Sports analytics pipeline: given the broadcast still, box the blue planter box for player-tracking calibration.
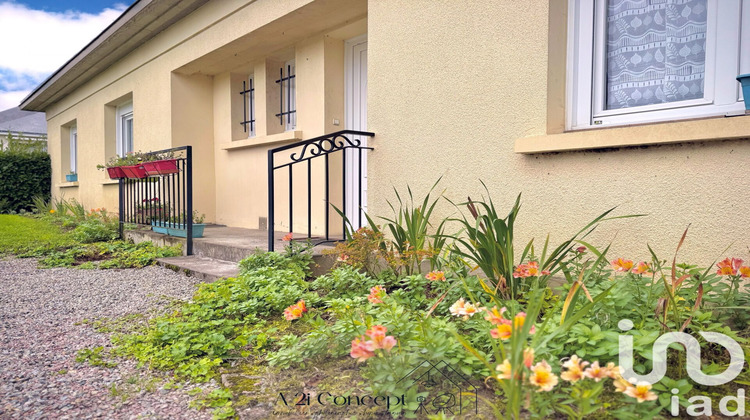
[151,221,205,238]
[738,74,750,110]
[167,223,205,238]
[150,220,168,234]
[65,173,78,182]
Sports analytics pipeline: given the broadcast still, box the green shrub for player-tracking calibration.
[72,218,119,243]
[0,149,50,213]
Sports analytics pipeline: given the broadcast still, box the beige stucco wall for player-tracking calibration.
[367,1,750,265]
[44,0,366,234]
[42,0,749,264]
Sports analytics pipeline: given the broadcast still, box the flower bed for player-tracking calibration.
[90,184,749,419]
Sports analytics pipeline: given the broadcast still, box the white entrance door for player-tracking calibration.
[345,35,367,230]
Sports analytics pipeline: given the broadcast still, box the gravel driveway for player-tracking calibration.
[0,258,214,419]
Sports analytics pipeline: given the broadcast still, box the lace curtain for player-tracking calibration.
[606,0,707,110]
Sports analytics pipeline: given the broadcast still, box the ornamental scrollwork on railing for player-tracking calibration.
[289,133,366,162]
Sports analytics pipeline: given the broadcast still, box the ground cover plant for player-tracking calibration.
[71,183,748,419]
[0,198,181,269]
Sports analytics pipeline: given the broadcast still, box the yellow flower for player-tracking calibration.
[529,360,558,392]
[496,359,512,380]
[624,381,658,403]
[49,209,56,214]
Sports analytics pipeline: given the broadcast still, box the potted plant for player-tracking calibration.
[737,74,750,111]
[65,171,78,182]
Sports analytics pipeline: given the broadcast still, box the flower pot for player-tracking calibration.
[737,74,750,111]
[150,220,169,234]
[166,223,206,238]
[142,159,179,176]
[106,167,126,179]
[121,165,148,179]
[65,173,78,182]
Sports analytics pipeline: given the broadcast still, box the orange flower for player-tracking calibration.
[489,311,535,340]
[560,355,589,383]
[632,262,652,275]
[717,257,743,276]
[583,361,607,382]
[283,299,307,321]
[367,285,386,304]
[425,271,446,281]
[613,377,630,393]
[512,312,535,335]
[611,258,634,273]
[624,381,658,403]
[529,360,558,392]
[350,337,374,362]
[350,325,397,361]
[490,322,513,340]
[49,209,56,214]
[523,347,535,369]
[605,362,623,379]
[496,359,512,380]
[512,261,550,278]
[282,232,293,241]
[337,254,350,263]
[740,266,750,278]
[484,306,507,325]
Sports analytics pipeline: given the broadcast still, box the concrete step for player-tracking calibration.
[157,256,240,282]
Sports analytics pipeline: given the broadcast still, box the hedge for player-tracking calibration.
[0,151,51,213]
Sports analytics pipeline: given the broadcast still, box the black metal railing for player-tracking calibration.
[118,146,194,255]
[267,130,375,250]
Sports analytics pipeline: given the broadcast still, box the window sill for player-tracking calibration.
[515,113,750,154]
[221,131,303,151]
[102,179,120,185]
[59,182,79,188]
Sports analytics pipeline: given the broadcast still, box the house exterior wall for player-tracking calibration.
[367,1,750,265]
[44,0,365,233]
[41,0,749,263]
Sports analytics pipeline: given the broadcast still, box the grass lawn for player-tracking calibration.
[0,214,77,255]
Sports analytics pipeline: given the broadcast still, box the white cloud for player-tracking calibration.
[0,1,127,109]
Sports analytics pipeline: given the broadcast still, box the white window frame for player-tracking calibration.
[284,59,296,131]
[116,102,134,156]
[567,0,750,130]
[247,75,256,137]
[69,125,77,174]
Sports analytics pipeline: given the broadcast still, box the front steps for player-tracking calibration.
[125,226,336,281]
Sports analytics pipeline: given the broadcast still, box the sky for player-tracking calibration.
[0,0,133,111]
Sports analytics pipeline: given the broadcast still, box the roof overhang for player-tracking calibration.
[20,0,209,112]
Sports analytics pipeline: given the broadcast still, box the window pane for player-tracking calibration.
[606,0,707,110]
[124,117,133,153]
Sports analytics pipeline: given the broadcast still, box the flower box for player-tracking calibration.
[142,159,179,176]
[121,165,148,179]
[150,221,205,238]
[65,173,78,182]
[167,223,206,238]
[106,167,126,179]
[150,220,169,234]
